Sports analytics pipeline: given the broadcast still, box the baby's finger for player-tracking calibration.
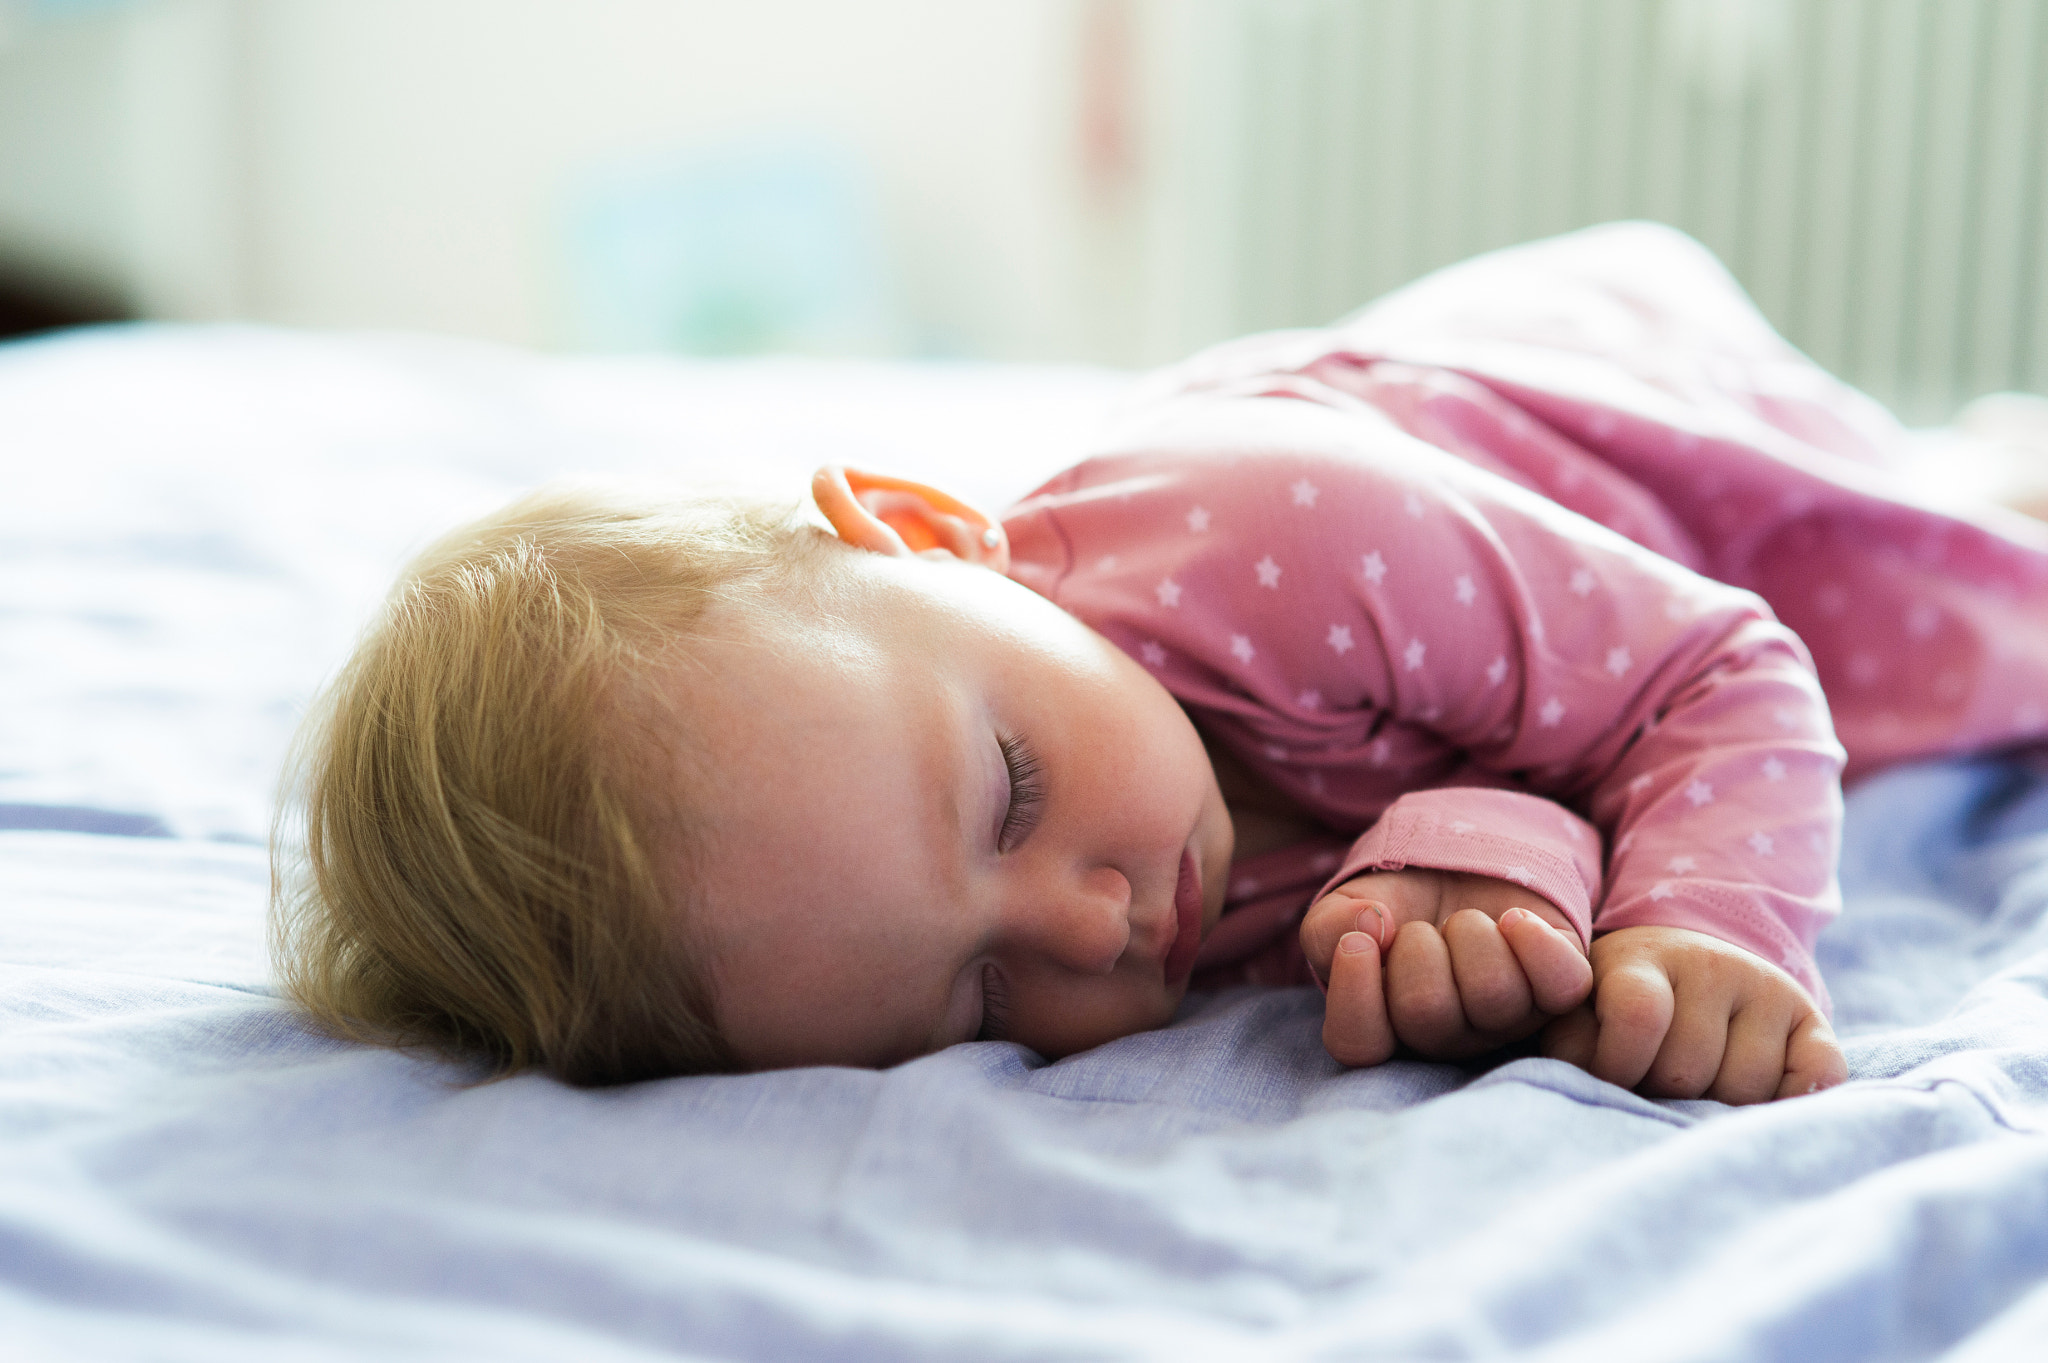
[1541,1005,1599,1070]
[1708,1002,1791,1106]
[1640,982,1729,1099]
[1322,932,1396,1068]
[1442,909,1532,1033]
[1774,1010,1849,1100]
[1301,896,1389,987]
[1498,908,1594,1015]
[1590,964,1675,1091]
[1385,920,1467,1055]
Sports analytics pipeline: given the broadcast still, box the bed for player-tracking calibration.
[5,324,2047,1362]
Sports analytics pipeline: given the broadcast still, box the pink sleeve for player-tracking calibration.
[1005,387,1846,1012]
[1317,788,1605,950]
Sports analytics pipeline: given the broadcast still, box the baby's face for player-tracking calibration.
[664,547,1233,1069]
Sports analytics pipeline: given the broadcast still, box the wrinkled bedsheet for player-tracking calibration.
[4,328,2047,1362]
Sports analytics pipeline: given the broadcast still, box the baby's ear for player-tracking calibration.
[811,465,1009,572]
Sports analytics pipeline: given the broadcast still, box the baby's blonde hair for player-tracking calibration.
[271,483,822,1085]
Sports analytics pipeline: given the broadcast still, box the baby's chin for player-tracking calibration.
[1042,992,1188,1059]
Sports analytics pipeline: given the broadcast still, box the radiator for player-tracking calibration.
[1137,0,2048,421]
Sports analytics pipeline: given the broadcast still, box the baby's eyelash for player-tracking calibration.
[997,732,1045,852]
[974,963,1010,1044]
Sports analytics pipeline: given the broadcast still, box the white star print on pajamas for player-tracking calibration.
[1003,422,1842,1007]
[992,223,2048,1010]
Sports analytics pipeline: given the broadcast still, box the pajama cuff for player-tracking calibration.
[1313,787,1603,950]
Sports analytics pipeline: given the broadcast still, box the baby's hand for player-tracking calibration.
[1301,870,1594,1067]
[1539,926,1847,1104]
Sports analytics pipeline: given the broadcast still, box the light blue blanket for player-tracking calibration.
[4,329,2045,1361]
[5,756,2047,1361]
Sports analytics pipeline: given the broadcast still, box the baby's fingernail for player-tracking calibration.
[1355,904,1386,945]
[1338,931,1375,955]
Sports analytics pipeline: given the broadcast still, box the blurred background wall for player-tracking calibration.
[0,0,2043,419]
[0,0,1122,359]
[1144,0,2048,422]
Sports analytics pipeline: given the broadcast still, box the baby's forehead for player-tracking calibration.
[616,602,914,917]
[636,553,1009,808]
[654,601,972,963]
[728,549,969,658]
[704,590,893,687]
[649,589,918,753]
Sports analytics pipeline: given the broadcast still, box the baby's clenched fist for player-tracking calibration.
[1539,926,1846,1104]
[1301,869,1594,1068]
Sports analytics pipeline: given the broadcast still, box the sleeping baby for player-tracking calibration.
[273,223,2048,1103]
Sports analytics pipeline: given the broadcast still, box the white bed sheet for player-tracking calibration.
[4,327,2048,1362]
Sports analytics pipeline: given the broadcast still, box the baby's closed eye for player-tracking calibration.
[997,733,1045,851]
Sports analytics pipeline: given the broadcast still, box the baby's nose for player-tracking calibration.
[1026,866,1131,974]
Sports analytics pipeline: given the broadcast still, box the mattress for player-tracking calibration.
[4,326,2047,1362]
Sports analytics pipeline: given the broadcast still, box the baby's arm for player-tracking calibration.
[1243,407,1847,1098]
[1295,788,1844,1101]
[1304,860,1843,1103]
[1007,392,1849,1098]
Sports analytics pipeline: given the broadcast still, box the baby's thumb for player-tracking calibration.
[1301,894,1389,989]
[1774,1011,1848,1100]
[1500,907,1594,1014]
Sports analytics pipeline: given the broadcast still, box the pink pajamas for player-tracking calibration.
[999,224,2048,1010]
